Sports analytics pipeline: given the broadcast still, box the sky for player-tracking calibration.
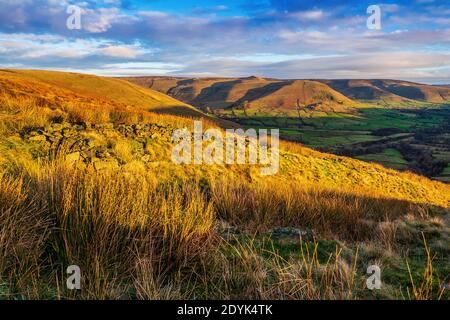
[0,0,449,83]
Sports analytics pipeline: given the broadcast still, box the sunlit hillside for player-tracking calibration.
[0,70,448,300]
[0,69,206,118]
[122,76,356,113]
[321,79,450,105]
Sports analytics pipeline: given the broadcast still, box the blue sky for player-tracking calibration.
[0,0,449,83]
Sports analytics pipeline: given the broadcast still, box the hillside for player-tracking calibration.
[1,70,449,300]
[122,76,356,113]
[239,80,353,113]
[0,69,206,118]
[0,70,449,206]
[123,76,450,112]
[321,79,450,105]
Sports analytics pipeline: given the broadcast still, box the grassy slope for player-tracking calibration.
[124,76,450,110]
[123,76,356,112]
[321,79,450,105]
[244,80,354,113]
[1,70,449,208]
[1,70,449,299]
[0,69,206,117]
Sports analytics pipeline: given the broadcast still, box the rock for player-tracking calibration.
[50,123,64,131]
[270,227,315,242]
[84,122,92,129]
[96,148,111,159]
[46,136,59,144]
[62,128,75,137]
[215,220,241,239]
[29,135,47,142]
[84,138,95,148]
[81,150,93,160]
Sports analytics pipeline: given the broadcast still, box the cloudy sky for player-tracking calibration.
[0,0,449,83]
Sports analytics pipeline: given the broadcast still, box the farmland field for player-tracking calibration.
[217,106,450,181]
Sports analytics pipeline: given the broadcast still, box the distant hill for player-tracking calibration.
[321,79,450,104]
[123,76,450,110]
[122,76,355,113]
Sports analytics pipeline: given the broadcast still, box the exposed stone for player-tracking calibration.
[96,148,111,159]
[29,134,47,142]
[270,227,315,241]
[84,138,95,148]
[215,220,241,239]
[22,121,177,169]
[50,123,64,131]
[62,128,75,137]
[83,122,91,129]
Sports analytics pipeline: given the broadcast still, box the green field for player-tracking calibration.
[219,105,450,181]
[356,148,409,170]
[226,107,446,149]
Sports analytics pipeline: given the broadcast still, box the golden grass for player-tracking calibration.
[0,69,218,134]
[0,157,446,299]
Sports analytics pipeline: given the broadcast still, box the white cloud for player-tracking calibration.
[83,8,119,33]
[99,45,143,58]
[289,10,326,20]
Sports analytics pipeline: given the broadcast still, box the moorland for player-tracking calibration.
[0,69,448,300]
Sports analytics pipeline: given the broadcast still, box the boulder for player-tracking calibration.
[96,148,111,159]
[270,227,315,242]
[215,220,241,239]
[29,134,47,142]
[49,123,64,132]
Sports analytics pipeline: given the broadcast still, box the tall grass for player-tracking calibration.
[406,233,447,300]
[210,177,419,240]
[0,172,50,298]
[0,159,445,299]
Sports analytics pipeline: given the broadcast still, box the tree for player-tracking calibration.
[241,100,250,117]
